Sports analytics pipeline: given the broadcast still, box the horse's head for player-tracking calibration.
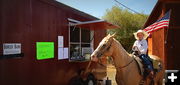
[91,33,116,62]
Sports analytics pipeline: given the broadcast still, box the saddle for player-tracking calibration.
[131,54,162,76]
[132,55,144,76]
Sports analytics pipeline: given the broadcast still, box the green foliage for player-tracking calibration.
[102,6,148,52]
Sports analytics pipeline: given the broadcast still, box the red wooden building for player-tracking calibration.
[0,0,118,85]
[144,0,180,69]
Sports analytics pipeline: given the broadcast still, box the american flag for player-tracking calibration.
[144,11,170,34]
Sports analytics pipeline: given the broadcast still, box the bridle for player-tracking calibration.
[95,39,135,69]
[96,40,113,58]
[94,40,114,67]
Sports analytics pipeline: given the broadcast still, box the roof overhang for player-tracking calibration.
[143,0,180,28]
[70,20,120,30]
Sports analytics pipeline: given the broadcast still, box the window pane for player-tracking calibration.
[81,29,90,43]
[81,44,90,47]
[81,44,92,61]
[70,44,80,59]
[70,27,80,42]
[70,44,86,61]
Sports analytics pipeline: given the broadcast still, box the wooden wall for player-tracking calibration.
[147,1,180,69]
[0,0,106,85]
[165,2,180,69]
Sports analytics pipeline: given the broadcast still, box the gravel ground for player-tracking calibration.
[107,64,117,85]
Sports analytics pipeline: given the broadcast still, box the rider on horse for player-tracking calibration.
[132,30,154,79]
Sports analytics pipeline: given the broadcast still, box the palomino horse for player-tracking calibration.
[91,34,164,85]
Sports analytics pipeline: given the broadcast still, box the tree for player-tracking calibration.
[102,6,148,52]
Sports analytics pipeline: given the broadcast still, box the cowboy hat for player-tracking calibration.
[133,30,149,40]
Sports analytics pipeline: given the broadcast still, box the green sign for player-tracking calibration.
[36,42,54,60]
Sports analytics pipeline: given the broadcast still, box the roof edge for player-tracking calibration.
[37,0,99,20]
[143,1,162,28]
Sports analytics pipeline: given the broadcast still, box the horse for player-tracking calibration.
[91,34,164,85]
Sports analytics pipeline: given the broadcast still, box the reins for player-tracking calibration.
[99,39,135,69]
[116,58,134,69]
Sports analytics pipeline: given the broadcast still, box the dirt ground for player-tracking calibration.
[107,64,117,85]
[106,64,165,85]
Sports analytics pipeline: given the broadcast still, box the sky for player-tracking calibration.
[56,0,157,18]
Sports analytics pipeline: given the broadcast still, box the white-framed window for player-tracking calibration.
[69,25,94,61]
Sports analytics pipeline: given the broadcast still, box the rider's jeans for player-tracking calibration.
[139,54,153,71]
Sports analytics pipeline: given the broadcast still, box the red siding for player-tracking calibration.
[0,0,106,85]
[144,1,180,69]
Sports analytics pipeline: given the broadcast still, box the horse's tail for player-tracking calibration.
[148,54,165,85]
[156,59,165,85]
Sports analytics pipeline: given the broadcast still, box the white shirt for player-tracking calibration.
[133,39,148,54]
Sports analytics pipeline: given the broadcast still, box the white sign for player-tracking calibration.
[58,47,69,60]
[63,48,68,59]
[3,43,21,55]
[58,36,64,47]
[58,48,64,60]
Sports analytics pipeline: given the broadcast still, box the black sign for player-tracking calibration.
[0,53,24,59]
